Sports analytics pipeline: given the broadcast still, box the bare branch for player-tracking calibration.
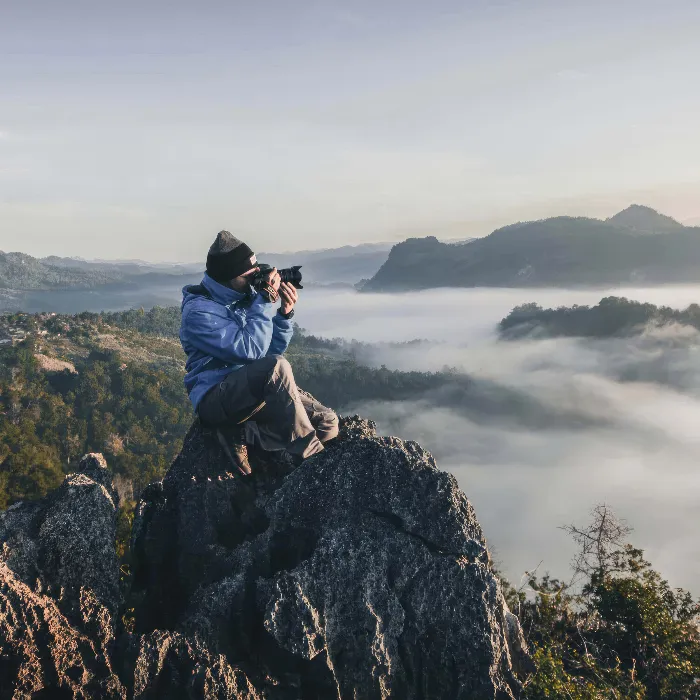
[560,504,632,578]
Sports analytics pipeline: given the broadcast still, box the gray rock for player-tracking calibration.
[126,630,262,699]
[0,452,121,619]
[0,415,529,698]
[132,416,528,698]
[0,454,126,698]
[0,452,260,700]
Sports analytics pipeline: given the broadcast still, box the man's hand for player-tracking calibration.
[279,281,298,315]
[265,267,281,292]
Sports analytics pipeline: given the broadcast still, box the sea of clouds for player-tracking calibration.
[297,285,700,594]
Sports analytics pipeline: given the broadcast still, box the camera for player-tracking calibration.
[252,264,303,301]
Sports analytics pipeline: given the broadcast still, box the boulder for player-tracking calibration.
[0,416,529,698]
[132,417,528,698]
[0,453,125,698]
[0,454,259,699]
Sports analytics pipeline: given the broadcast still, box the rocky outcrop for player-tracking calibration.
[0,417,529,698]
[131,417,527,698]
[0,454,258,699]
[0,454,125,698]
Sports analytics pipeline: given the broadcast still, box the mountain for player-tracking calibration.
[0,251,123,289]
[606,204,684,234]
[0,243,392,313]
[0,421,527,698]
[362,206,700,291]
[0,252,202,314]
[21,242,392,290]
[0,251,203,291]
[41,254,202,276]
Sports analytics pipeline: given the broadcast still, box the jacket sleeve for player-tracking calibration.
[183,295,274,363]
[267,313,294,356]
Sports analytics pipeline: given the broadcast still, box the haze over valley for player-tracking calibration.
[4,277,700,594]
[3,204,698,313]
[295,284,700,594]
[0,242,391,312]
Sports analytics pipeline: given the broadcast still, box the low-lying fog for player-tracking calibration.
[18,279,699,592]
[297,285,700,594]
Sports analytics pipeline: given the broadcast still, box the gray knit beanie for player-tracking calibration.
[206,231,255,283]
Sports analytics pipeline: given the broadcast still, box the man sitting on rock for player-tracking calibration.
[180,231,339,475]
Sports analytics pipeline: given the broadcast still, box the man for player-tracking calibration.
[180,231,338,475]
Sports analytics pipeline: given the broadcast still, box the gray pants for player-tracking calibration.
[198,355,339,460]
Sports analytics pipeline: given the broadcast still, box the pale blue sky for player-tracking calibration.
[1,0,699,260]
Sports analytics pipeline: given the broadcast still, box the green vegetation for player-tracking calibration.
[515,506,700,699]
[100,306,182,337]
[0,308,457,511]
[0,313,192,510]
[500,297,700,339]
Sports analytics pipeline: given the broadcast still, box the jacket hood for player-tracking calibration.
[181,273,248,311]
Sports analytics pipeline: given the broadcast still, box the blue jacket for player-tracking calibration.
[180,273,294,410]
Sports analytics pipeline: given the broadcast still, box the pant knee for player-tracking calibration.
[247,354,293,398]
[265,355,292,372]
[319,411,339,442]
[267,354,292,376]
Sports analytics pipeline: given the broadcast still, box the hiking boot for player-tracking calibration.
[217,426,252,476]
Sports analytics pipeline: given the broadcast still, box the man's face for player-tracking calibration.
[228,254,258,292]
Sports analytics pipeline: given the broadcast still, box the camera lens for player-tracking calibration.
[253,264,303,293]
[280,266,303,288]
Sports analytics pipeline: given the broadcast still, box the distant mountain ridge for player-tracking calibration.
[0,242,394,312]
[0,251,123,290]
[1,241,393,299]
[362,205,700,291]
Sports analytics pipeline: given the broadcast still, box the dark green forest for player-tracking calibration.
[0,337,190,509]
[500,296,700,339]
[0,307,465,509]
[1,307,698,697]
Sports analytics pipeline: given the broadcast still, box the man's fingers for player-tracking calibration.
[266,267,281,290]
[280,282,297,300]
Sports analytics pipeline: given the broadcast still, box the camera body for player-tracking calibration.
[252,264,303,301]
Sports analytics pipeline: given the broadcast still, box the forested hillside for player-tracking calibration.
[0,251,122,289]
[500,296,700,339]
[0,316,190,508]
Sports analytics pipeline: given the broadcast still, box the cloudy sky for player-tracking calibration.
[1,0,699,260]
